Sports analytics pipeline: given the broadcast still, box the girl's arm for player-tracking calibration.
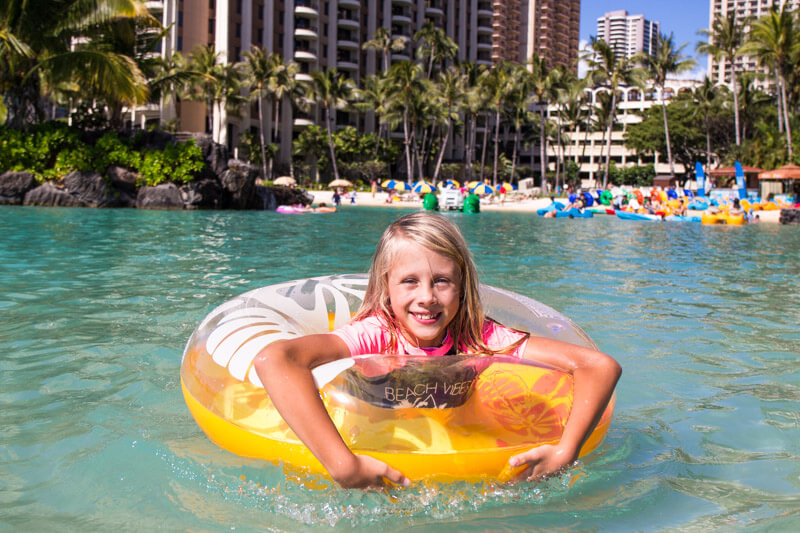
[509,337,622,480]
[253,334,409,488]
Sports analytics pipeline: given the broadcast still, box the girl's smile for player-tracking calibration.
[387,239,462,348]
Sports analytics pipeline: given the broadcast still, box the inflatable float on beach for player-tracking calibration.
[181,275,615,482]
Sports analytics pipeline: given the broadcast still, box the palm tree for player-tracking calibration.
[640,32,696,176]
[385,60,427,181]
[149,51,195,128]
[362,28,408,72]
[697,11,748,146]
[505,64,535,184]
[414,21,458,79]
[528,54,559,190]
[460,62,489,182]
[1,0,151,129]
[310,68,355,182]
[583,37,644,187]
[430,66,466,183]
[354,74,392,157]
[241,46,278,180]
[740,6,797,159]
[558,76,589,187]
[209,61,246,146]
[482,62,513,186]
[186,44,222,134]
[692,77,718,169]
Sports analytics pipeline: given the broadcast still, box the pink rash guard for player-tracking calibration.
[332,315,528,358]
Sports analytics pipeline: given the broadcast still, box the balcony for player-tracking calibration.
[477,24,492,34]
[337,17,359,30]
[337,60,359,71]
[392,0,413,5]
[294,50,317,62]
[295,72,313,83]
[392,9,412,24]
[294,27,318,39]
[293,117,314,128]
[426,4,444,17]
[339,0,360,7]
[295,5,318,17]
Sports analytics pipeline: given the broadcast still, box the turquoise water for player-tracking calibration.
[2,205,799,531]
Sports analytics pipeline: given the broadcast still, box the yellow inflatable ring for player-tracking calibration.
[181,274,615,482]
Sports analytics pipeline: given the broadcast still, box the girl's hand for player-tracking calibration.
[334,454,410,489]
[508,443,578,482]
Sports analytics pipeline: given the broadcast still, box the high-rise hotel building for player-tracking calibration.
[146,0,580,166]
[707,0,799,88]
[595,10,659,60]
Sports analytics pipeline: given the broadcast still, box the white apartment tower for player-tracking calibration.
[596,10,659,60]
[139,0,581,170]
[707,0,800,87]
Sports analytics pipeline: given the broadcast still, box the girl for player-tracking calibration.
[254,212,621,489]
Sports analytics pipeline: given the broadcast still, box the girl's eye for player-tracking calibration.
[435,278,450,285]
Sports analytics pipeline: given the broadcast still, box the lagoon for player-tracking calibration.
[1,205,799,531]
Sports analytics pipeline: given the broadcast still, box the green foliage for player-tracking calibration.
[625,102,707,174]
[138,140,205,186]
[237,130,277,166]
[610,163,656,186]
[0,122,83,179]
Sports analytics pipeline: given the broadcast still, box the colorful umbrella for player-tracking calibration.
[382,179,412,191]
[412,180,437,194]
[442,179,460,189]
[500,182,516,191]
[471,183,495,195]
[467,180,481,190]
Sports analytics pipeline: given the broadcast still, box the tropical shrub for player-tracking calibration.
[138,140,205,186]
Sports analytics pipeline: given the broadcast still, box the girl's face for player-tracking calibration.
[386,239,462,348]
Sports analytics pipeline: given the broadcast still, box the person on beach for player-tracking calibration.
[254,212,621,489]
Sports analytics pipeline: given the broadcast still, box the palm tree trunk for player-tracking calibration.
[325,106,340,181]
[603,92,617,188]
[466,113,476,181]
[705,114,712,169]
[433,121,451,182]
[403,106,413,181]
[492,105,501,186]
[258,93,268,180]
[661,89,675,176]
[731,69,741,146]
[480,113,489,179]
[510,127,519,183]
[780,74,793,159]
[539,107,547,191]
[776,70,784,133]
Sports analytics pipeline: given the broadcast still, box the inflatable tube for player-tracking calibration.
[599,190,613,206]
[556,208,593,218]
[701,212,725,225]
[582,192,594,207]
[181,274,614,482]
[633,190,644,204]
[276,205,308,214]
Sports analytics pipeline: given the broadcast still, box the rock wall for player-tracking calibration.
[779,208,800,224]
[0,134,312,210]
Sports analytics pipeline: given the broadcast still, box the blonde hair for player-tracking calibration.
[354,212,525,355]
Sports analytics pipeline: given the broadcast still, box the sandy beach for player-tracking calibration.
[308,189,783,223]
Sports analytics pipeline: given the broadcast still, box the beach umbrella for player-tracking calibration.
[273,176,296,186]
[442,179,460,188]
[412,180,437,194]
[467,180,481,190]
[382,179,412,191]
[500,182,516,191]
[471,183,495,195]
[328,178,354,188]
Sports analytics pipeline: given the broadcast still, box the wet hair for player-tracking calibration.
[354,212,523,355]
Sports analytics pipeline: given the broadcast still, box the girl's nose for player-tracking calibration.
[417,282,437,304]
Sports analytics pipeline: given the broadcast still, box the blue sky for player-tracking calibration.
[580,1,710,79]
